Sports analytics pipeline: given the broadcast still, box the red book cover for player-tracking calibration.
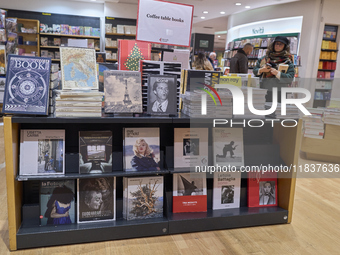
[118,40,151,71]
[173,173,207,213]
[248,171,278,207]
[332,62,337,70]
[317,71,325,79]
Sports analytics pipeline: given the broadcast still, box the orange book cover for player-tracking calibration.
[118,40,151,71]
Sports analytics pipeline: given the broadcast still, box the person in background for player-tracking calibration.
[208,52,217,70]
[193,52,214,71]
[253,36,295,102]
[230,43,254,74]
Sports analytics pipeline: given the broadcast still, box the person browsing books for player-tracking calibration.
[253,36,295,102]
[193,52,214,71]
[229,43,254,74]
[131,138,160,171]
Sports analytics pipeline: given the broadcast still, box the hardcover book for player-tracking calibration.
[146,74,177,115]
[182,69,220,92]
[0,45,5,75]
[172,173,207,213]
[104,70,142,113]
[248,171,278,207]
[124,176,163,220]
[212,172,241,210]
[213,128,244,167]
[118,40,151,71]
[78,177,116,223]
[79,131,113,174]
[174,128,208,168]
[40,179,75,226]
[2,55,51,115]
[123,127,160,171]
[19,129,65,175]
[60,47,98,90]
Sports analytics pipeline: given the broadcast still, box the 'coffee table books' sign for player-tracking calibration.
[2,55,51,115]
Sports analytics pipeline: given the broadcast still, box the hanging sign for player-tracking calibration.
[136,0,194,47]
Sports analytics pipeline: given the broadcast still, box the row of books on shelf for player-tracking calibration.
[105,38,118,48]
[323,30,337,40]
[321,40,337,50]
[38,170,278,226]
[41,37,100,48]
[315,91,331,100]
[40,24,100,37]
[20,127,246,176]
[317,71,335,79]
[105,24,136,35]
[318,61,336,70]
[320,50,337,60]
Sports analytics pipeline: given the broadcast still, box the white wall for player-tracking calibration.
[104,2,138,19]
[0,0,104,17]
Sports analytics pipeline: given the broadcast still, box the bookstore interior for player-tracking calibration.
[0,0,340,252]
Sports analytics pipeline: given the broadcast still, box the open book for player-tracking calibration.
[278,63,289,73]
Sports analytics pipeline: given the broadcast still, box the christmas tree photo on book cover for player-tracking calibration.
[118,40,151,71]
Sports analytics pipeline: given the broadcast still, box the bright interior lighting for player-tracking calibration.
[235,3,241,5]
[218,35,221,38]
[201,17,206,19]
[245,6,250,8]
[220,11,225,14]
[203,11,208,14]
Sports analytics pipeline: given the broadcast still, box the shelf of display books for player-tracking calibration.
[40,33,100,39]
[16,215,169,249]
[167,207,288,234]
[40,46,100,51]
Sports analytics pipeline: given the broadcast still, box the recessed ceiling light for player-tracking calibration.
[235,3,241,5]
[220,11,225,14]
[201,17,206,19]
[203,11,208,14]
[245,6,250,8]
[91,0,96,1]
[218,35,221,38]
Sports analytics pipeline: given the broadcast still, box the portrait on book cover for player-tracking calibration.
[147,74,177,115]
[183,138,199,156]
[221,185,234,204]
[259,181,276,205]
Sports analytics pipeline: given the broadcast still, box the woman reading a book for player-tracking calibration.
[44,186,74,225]
[131,138,160,171]
[253,36,295,102]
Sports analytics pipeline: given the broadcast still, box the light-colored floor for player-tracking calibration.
[0,122,340,254]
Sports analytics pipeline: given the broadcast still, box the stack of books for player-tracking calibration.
[302,114,324,139]
[54,90,103,117]
[323,108,340,126]
[181,90,232,118]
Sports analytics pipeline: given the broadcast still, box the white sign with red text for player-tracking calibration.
[136,0,193,47]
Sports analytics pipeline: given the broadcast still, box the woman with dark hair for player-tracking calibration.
[44,185,74,225]
[253,36,295,102]
[193,52,214,71]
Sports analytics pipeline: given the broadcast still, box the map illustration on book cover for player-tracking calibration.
[104,70,142,113]
[60,47,98,90]
[19,129,65,176]
[123,127,160,171]
[79,131,112,174]
[213,128,244,167]
[2,55,51,115]
[40,180,75,226]
[78,177,116,223]
[125,176,163,220]
[146,74,177,115]
[173,173,207,213]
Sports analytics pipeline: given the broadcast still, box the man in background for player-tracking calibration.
[230,43,254,74]
[208,52,217,70]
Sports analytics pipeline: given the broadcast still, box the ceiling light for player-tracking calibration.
[91,0,96,1]
[235,3,241,5]
[203,11,208,14]
[218,35,221,38]
[220,11,225,14]
[245,6,250,8]
[201,17,206,19]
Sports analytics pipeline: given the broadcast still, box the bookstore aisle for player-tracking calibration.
[0,119,339,254]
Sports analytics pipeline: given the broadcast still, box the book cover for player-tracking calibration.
[40,180,75,226]
[104,70,142,113]
[140,60,182,113]
[163,50,190,70]
[98,63,116,91]
[60,47,98,90]
[0,45,5,75]
[79,131,112,174]
[19,129,65,175]
[182,69,220,92]
[123,127,160,171]
[96,52,106,63]
[174,128,208,168]
[2,55,51,115]
[118,40,151,71]
[248,171,278,207]
[78,177,116,223]
[212,172,241,210]
[173,173,207,213]
[126,176,163,220]
[213,128,244,167]
[146,74,177,115]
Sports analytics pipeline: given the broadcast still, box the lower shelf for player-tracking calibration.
[16,206,287,249]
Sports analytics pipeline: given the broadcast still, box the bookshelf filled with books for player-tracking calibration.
[4,115,301,250]
[314,25,338,108]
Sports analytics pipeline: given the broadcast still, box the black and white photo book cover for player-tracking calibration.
[77,177,116,223]
[79,131,112,174]
[20,129,65,176]
[104,70,142,113]
[146,74,177,115]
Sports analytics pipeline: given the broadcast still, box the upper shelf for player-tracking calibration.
[105,33,136,36]
[40,33,100,39]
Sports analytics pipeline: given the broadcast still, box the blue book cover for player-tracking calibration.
[2,55,51,115]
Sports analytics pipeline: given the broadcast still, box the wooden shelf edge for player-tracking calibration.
[40,33,100,39]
